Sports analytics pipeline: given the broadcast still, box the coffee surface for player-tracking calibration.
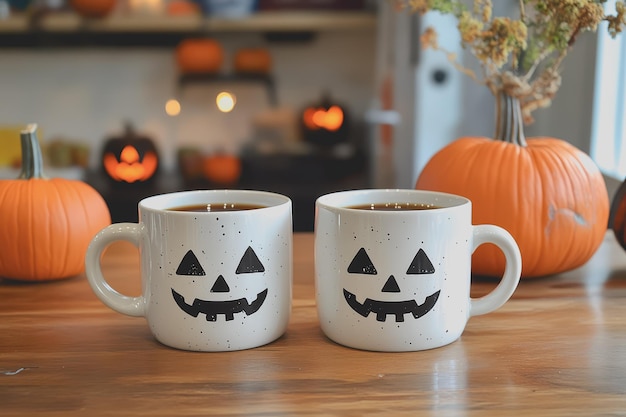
[167,203,266,212]
[346,202,442,211]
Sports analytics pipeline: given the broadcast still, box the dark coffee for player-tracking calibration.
[347,202,442,211]
[167,203,267,212]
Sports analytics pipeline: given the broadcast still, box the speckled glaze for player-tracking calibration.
[86,190,292,352]
[314,189,521,352]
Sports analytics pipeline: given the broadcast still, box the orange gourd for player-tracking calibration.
[70,0,117,18]
[175,39,224,74]
[202,153,242,185]
[0,125,111,281]
[167,0,200,15]
[416,94,609,278]
[234,48,272,74]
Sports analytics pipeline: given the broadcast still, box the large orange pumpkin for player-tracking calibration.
[416,94,609,278]
[175,38,224,75]
[0,125,111,281]
[70,0,117,18]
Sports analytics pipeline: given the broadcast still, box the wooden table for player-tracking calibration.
[2,232,626,416]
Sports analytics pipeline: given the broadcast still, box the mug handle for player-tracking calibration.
[85,223,145,317]
[469,225,522,317]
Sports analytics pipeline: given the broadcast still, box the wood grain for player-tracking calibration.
[1,233,626,416]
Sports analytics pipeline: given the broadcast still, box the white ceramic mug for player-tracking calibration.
[85,190,293,352]
[315,189,521,352]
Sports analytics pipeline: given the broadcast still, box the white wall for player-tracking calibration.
[0,18,602,188]
[526,32,598,154]
[0,30,376,171]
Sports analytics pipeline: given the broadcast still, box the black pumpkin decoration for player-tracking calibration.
[300,94,350,147]
[101,123,159,184]
[609,177,626,251]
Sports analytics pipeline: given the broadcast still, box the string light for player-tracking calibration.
[165,99,181,116]
[216,92,236,113]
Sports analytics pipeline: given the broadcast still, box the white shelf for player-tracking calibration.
[0,11,376,34]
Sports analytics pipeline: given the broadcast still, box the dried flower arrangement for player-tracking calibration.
[408,1,626,278]
[396,0,626,123]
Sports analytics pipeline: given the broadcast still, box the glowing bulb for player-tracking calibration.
[216,92,236,113]
[165,99,181,116]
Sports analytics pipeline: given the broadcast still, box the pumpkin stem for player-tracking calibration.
[494,92,527,147]
[18,124,48,180]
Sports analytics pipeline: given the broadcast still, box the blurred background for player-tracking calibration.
[0,0,623,230]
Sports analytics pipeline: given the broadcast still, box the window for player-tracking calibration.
[591,0,626,179]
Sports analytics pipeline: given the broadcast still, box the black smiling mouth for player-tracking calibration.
[172,288,268,321]
[343,289,441,322]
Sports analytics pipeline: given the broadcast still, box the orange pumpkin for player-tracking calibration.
[175,38,224,74]
[234,48,272,74]
[202,153,242,185]
[416,94,609,278]
[0,125,111,281]
[167,0,201,15]
[70,0,117,18]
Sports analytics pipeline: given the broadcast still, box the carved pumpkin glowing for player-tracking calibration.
[303,105,344,131]
[301,94,350,147]
[101,124,159,184]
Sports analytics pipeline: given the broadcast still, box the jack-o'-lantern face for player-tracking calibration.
[303,105,344,131]
[300,94,350,147]
[343,247,441,322]
[101,124,160,184]
[103,145,158,183]
[171,246,267,321]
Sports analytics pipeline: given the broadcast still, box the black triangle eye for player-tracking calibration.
[176,250,206,276]
[236,246,265,274]
[406,248,435,274]
[347,248,377,275]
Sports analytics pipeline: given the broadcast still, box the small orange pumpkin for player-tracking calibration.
[167,0,201,15]
[202,153,242,185]
[175,38,224,75]
[70,0,117,18]
[234,48,272,74]
[416,94,609,278]
[0,125,111,281]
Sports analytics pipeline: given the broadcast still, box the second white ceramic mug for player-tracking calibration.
[315,189,522,352]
